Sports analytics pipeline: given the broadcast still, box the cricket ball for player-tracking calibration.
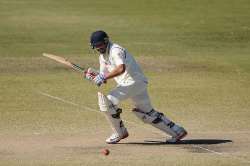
[101,148,110,156]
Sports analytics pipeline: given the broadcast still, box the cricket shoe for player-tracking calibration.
[166,127,187,143]
[106,129,129,144]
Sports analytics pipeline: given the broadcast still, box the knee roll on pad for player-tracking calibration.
[98,92,121,116]
[98,92,126,136]
[98,92,113,112]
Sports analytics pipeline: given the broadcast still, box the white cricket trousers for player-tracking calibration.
[107,81,153,113]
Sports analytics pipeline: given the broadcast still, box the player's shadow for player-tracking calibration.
[119,139,232,145]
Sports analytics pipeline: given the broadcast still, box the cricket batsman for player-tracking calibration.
[84,30,187,144]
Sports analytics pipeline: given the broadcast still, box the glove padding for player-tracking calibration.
[84,68,106,86]
[84,68,99,81]
[93,73,106,86]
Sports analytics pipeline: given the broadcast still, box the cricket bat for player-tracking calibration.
[43,53,85,73]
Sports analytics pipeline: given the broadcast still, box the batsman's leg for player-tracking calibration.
[131,90,187,143]
[98,92,128,144]
[132,108,187,143]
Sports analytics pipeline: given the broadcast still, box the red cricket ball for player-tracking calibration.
[101,148,110,156]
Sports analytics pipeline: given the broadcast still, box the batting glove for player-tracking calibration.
[84,68,99,81]
[94,73,106,86]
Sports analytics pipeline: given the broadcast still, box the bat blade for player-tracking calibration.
[43,53,72,66]
[43,53,85,73]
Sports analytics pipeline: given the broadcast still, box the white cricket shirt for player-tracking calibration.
[99,42,148,86]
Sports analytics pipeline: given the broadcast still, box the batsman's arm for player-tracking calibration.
[103,47,126,80]
[104,64,125,80]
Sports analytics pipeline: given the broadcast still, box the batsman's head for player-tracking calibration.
[90,30,109,54]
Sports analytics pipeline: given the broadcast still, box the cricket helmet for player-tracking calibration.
[90,30,109,49]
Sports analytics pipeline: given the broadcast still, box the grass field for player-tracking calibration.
[0,0,250,165]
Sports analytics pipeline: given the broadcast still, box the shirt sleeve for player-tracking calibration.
[111,47,126,65]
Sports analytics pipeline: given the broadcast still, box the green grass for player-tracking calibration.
[0,0,250,165]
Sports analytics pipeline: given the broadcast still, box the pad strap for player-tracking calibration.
[132,108,178,136]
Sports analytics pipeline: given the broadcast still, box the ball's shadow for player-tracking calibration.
[119,139,232,145]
